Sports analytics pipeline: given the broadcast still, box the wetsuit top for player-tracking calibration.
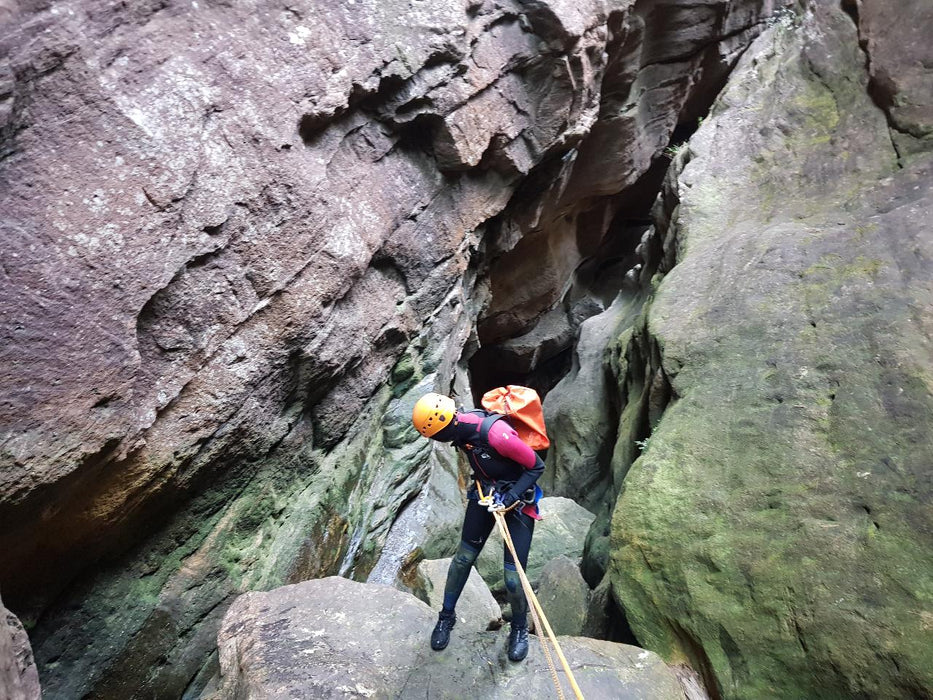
[437,411,545,498]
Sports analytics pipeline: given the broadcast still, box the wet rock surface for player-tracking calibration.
[213,576,685,699]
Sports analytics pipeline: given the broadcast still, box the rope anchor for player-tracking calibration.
[478,482,585,700]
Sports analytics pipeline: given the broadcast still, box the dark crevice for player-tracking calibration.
[639,18,771,70]
[837,0,905,166]
[392,114,441,158]
[670,619,723,700]
[606,595,640,646]
[298,111,340,145]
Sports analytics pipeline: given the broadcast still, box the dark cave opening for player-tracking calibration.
[466,148,672,405]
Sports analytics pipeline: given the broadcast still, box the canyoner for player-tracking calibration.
[411,389,548,662]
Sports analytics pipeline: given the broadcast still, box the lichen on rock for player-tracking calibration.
[608,3,933,697]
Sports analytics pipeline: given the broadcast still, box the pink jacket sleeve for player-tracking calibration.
[487,421,537,469]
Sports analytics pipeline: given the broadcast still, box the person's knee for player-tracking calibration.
[503,563,521,593]
[453,541,480,568]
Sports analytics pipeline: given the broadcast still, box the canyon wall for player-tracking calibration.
[3,0,930,698]
[604,2,933,698]
[0,0,778,696]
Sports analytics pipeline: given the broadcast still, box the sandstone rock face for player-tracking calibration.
[853,0,933,155]
[0,0,627,695]
[477,0,781,350]
[0,595,40,700]
[536,555,590,636]
[609,3,933,698]
[541,294,635,509]
[214,576,685,699]
[0,0,785,695]
[477,496,595,593]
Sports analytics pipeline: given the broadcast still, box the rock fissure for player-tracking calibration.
[838,0,907,166]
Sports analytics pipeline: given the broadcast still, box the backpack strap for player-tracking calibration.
[452,410,503,451]
[479,412,503,443]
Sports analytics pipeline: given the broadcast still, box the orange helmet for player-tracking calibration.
[412,393,456,437]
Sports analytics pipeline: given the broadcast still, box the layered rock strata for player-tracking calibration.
[1,0,626,695]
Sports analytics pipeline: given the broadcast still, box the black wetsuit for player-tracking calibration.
[434,411,545,627]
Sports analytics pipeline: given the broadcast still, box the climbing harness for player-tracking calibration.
[477,482,585,700]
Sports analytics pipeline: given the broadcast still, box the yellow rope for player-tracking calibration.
[478,482,585,700]
[493,510,566,700]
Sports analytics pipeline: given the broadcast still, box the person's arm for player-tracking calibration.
[508,452,544,497]
[488,422,544,497]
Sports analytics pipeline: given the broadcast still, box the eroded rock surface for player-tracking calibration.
[852,0,933,155]
[0,0,627,695]
[609,2,933,697]
[0,595,40,700]
[213,576,684,699]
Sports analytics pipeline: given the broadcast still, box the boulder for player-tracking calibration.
[415,558,502,631]
[542,293,642,510]
[214,576,685,699]
[536,556,590,637]
[610,2,933,697]
[0,595,40,700]
[477,497,595,593]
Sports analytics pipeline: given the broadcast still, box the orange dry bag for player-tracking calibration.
[480,385,550,450]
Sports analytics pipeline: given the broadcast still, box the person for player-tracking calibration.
[411,392,545,662]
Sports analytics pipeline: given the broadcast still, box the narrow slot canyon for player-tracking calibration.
[2,0,932,699]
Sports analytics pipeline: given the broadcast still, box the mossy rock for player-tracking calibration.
[609,5,933,699]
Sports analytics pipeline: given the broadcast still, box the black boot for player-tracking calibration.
[431,611,456,651]
[507,623,529,661]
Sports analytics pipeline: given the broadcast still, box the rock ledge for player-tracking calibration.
[214,576,685,699]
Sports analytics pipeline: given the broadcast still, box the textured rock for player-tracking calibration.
[610,3,933,698]
[477,496,595,593]
[536,555,590,637]
[415,558,502,631]
[542,293,640,509]
[852,0,933,153]
[214,576,685,699]
[477,0,779,349]
[0,0,628,695]
[0,0,783,695]
[0,595,40,700]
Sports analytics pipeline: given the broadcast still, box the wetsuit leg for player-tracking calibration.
[502,509,535,628]
[441,499,495,614]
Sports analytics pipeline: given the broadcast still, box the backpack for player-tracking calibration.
[480,385,550,450]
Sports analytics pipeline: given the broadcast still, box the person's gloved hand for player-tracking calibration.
[489,490,519,512]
